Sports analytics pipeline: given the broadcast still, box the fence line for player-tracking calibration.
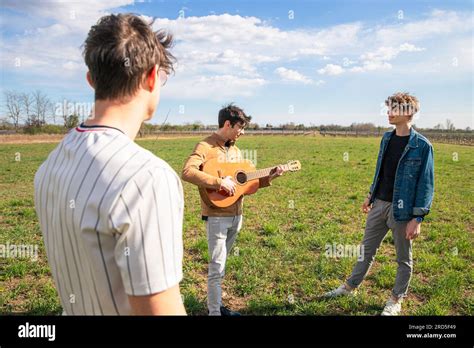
[1,129,472,145]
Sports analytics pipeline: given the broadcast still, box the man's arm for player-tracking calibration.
[128,284,186,315]
[413,144,435,217]
[363,137,385,213]
[182,142,222,189]
[406,144,434,240]
[111,168,186,315]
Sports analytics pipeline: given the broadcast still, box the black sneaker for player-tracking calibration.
[220,306,241,316]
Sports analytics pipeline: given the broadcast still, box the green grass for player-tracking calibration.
[0,135,473,315]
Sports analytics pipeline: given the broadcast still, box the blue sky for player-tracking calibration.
[1,0,473,128]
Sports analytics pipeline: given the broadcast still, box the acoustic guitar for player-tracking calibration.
[199,158,301,208]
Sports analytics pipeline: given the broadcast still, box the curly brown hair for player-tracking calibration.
[83,13,175,101]
[385,92,420,117]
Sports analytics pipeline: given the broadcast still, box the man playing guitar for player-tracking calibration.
[182,104,285,316]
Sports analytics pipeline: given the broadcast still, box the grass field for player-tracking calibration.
[0,135,473,315]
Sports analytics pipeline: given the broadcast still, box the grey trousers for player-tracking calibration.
[206,215,243,315]
[346,199,413,298]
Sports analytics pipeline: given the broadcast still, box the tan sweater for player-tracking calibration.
[182,132,271,218]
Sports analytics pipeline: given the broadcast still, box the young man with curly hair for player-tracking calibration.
[324,92,435,316]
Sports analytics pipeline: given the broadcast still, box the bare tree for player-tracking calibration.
[20,92,33,125]
[57,98,71,127]
[445,119,455,131]
[4,90,22,129]
[49,100,57,125]
[32,90,51,126]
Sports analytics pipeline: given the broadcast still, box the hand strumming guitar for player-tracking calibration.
[220,176,236,195]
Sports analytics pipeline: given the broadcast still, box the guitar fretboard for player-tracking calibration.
[246,164,290,181]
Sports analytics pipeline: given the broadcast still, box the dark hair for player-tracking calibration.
[218,103,251,128]
[83,13,175,101]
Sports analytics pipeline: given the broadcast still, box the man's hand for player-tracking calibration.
[362,195,372,214]
[220,176,236,195]
[269,165,286,182]
[405,218,421,240]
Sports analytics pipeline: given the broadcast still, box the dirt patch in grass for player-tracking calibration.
[1,275,57,314]
[0,134,66,144]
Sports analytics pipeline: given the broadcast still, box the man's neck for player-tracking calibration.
[85,98,147,140]
[215,129,229,142]
[395,123,411,136]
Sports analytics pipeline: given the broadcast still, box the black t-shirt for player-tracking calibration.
[375,134,410,202]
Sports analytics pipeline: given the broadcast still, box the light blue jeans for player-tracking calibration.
[206,215,243,315]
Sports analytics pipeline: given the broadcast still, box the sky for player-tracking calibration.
[0,0,473,128]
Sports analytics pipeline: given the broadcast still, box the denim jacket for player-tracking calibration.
[369,128,435,221]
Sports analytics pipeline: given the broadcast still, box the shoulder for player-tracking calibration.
[383,130,393,139]
[200,135,216,148]
[133,152,180,188]
[378,130,393,145]
[191,136,215,155]
[113,141,181,192]
[115,153,182,216]
[414,130,433,149]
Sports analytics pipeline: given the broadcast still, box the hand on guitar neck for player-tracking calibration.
[268,165,286,181]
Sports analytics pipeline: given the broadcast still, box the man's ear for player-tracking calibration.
[86,71,94,89]
[147,64,158,92]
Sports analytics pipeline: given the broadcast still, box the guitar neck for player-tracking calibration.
[246,164,290,181]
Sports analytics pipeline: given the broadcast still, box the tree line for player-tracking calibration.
[2,90,471,134]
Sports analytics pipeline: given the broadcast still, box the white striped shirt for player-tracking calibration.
[34,124,184,315]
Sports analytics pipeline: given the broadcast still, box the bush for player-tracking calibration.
[23,124,67,135]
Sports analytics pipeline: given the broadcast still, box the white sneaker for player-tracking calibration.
[323,284,354,298]
[381,297,402,316]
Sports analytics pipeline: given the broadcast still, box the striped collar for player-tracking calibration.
[76,123,125,134]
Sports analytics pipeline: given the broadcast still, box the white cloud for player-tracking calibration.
[350,43,425,73]
[2,0,133,32]
[318,64,345,76]
[0,4,472,102]
[375,10,473,45]
[0,0,134,76]
[360,43,425,62]
[317,43,425,74]
[274,67,313,84]
[350,61,392,73]
[151,15,362,97]
[162,75,266,100]
[399,43,425,52]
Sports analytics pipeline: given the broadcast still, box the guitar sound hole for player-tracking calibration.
[236,172,247,184]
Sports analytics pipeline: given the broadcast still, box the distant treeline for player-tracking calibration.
[1,119,472,136]
[1,90,471,137]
